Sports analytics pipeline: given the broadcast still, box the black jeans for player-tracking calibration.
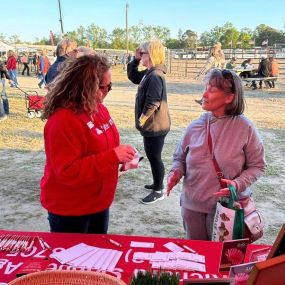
[143,134,166,190]
[22,63,30,76]
[48,208,109,234]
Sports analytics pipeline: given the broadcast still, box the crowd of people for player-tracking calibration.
[1,39,269,241]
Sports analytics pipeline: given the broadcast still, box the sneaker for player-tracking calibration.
[141,191,165,205]
[144,184,164,190]
[144,184,155,190]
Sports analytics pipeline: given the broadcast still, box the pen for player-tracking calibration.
[37,236,52,251]
[102,237,123,248]
[41,238,52,251]
[37,236,45,250]
[176,241,196,253]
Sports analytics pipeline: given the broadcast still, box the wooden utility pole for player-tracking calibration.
[58,0,64,38]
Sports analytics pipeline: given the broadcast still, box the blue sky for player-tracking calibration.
[2,0,284,41]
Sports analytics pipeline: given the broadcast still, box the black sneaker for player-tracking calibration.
[144,184,164,190]
[141,191,165,205]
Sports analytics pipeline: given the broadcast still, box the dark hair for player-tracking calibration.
[42,54,110,119]
[205,69,245,116]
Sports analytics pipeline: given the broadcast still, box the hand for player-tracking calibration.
[114,145,136,163]
[139,114,148,127]
[135,47,141,60]
[213,179,237,198]
[166,169,182,196]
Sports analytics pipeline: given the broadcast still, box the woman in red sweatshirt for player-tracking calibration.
[40,54,135,234]
[6,50,18,87]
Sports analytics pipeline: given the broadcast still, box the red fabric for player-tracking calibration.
[6,56,16,70]
[43,56,50,74]
[27,95,45,110]
[40,105,120,216]
[0,230,270,284]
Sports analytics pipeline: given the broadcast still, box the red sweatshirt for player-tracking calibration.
[7,56,17,70]
[40,104,120,216]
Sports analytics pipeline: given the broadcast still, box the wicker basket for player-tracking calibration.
[8,270,126,285]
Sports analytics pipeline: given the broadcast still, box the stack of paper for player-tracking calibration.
[133,250,206,272]
[51,243,122,271]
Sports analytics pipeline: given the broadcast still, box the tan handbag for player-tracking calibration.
[240,196,265,243]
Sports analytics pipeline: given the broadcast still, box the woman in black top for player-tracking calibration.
[127,39,171,205]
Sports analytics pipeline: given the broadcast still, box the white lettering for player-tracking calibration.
[4,262,23,275]
[0,259,9,270]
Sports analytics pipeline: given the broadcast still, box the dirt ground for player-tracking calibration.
[0,67,284,245]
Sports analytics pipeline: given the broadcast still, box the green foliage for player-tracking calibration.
[254,24,285,46]
[3,21,285,49]
[130,270,179,285]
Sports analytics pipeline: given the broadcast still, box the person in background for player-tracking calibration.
[0,62,11,120]
[37,50,51,88]
[40,54,136,233]
[194,42,225,104]
[32,54,38,74]
[269,56,279,88]
[6,50,18,87]
[239,58,254,79]
[21,53,30,76]
[127,39,171,205]
[167,69,265,240]
[195,43,225,80]
[251,56,271,90]
[45,38,77,85]
[225,57,236,70]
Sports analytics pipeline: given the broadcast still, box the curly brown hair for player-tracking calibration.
[42,54,110,119]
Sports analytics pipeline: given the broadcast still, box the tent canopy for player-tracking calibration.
[0,41,15,52]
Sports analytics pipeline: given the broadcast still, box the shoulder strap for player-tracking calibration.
[207,118,227,188]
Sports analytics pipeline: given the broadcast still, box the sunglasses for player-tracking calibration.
[139,51,148,56]
[99,82,112,92]
[221,69,235,92]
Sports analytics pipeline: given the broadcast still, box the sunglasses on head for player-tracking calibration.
[221,69,235,92]
[139,51,148,56]
[99,82,112,92]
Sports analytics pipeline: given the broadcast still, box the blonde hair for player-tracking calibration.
[8,50,15,57]
[141,39,165,66]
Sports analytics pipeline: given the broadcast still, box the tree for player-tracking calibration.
[254,24,285,46]
[76,25,87,46]
[238,28,254,49]
[8,35,21,45]
[181,29,197,49]
[64,31,78,43]
[110,28,125,49]
[87,24,108,48]
[141,25,170,43]
[128,24,143,50]
[165,38,184,49]
[218,23,240,48]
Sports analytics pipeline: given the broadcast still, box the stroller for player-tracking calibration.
[16,86,45,118]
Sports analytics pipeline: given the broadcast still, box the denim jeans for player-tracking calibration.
[48,208,109,234]
[38,73,46,87]
[8,69,18,86]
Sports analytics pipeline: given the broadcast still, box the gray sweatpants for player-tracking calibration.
[181,207,215,240]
